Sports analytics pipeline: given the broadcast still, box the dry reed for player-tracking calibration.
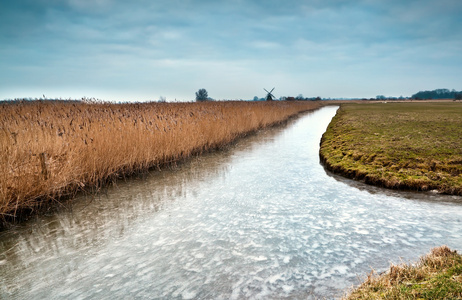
[344,245,462,299]
[1,100,321,221]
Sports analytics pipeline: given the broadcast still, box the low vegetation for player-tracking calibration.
[320,102,462,195]
[1,100,321,223]
[345,245,462,299]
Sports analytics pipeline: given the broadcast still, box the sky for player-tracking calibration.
[1,0,461,101]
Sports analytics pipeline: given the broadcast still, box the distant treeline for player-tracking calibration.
[412,89,462,100]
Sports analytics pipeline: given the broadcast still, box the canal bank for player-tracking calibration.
[320,102,462,195]
[1,100,322,225]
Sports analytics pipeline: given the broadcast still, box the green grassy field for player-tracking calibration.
[344,246,462,299]
[320,102,462,195]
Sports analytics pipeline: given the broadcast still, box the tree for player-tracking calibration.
[412,88,461,100]
[195,88,208,101]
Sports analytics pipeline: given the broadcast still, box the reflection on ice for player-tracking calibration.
[1,106,462,299]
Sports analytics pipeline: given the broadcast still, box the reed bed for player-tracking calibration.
[1,100,321,221]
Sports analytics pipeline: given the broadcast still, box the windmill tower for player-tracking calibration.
[264,88,275,101]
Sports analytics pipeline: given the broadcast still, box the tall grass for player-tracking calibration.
[344,246,462,299]
[1,100,321,220]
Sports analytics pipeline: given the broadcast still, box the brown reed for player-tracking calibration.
[344,245,462,299]
[0,100,321,221]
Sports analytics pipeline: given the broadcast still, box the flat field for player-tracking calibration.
[1,100,321,221]
[320,102,462,195]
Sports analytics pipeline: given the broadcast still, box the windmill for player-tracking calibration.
[264,88,275,101]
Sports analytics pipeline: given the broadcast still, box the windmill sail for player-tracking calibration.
[264,88,275,101]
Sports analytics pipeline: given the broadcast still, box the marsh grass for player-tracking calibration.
[0,100,321,223]
[320,102,462,195]
[344,246,462,299]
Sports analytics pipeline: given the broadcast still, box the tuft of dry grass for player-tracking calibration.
[344,245,462,299]
[320,102,462,195]
[0,100,321,222]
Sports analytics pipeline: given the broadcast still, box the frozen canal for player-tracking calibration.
[1,106,462,299]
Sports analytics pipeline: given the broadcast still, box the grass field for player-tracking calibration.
[344,246,462,299]
[0,100,321,222]
[320,102,462,195]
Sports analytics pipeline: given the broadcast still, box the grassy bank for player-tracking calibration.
[320,102,462,195]
[344,246,462,299]
[1,100,322,222]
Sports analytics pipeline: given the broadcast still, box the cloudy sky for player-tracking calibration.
[1,0,461,101]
